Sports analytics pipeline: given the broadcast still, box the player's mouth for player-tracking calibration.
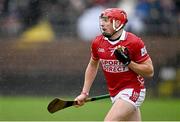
[102,28,107,32]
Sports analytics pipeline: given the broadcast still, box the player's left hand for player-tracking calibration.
[114,45,131,66]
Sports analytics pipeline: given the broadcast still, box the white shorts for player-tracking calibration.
[110,88,146,108]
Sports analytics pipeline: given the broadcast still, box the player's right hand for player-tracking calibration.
[114,45,131,66]
[74,93,88,107]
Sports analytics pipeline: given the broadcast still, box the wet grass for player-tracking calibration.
[0,96,180,121]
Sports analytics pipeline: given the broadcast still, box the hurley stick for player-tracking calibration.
[47,94,110,113]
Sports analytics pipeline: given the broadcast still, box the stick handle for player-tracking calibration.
[85,94,110,102]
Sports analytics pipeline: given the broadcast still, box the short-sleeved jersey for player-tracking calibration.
[91,30,150,97]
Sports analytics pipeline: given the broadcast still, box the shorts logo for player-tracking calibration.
[130,90,140,102]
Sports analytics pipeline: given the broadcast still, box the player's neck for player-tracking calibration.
[109,29,123,42]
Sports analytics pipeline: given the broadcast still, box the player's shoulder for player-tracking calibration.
[93,34,104,42]
[91,34,104,45]
[126,32,143,43]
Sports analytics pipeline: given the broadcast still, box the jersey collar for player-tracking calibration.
[104,30,127,45]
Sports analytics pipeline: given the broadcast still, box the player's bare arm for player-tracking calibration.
[75,57,99,106]
[114,46,154,78]
[128,58,154,78]
[82,57,100,93]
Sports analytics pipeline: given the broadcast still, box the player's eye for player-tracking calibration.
[100,16,109,22]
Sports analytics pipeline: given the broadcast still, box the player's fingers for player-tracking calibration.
[74,97,85,107]
[75,100,85,107]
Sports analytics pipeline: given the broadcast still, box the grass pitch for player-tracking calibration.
[0,96,180,121]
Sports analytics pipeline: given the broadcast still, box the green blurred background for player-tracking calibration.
[0,0,180,121]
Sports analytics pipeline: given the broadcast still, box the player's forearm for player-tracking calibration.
[128,59,154,78]
[82,58,99,93]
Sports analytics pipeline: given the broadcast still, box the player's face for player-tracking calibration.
[99,16,114,38]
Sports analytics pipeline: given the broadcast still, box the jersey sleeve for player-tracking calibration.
[132,38,150,63]
[91,37,100,61]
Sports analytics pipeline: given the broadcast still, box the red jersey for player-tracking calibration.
[91,30,150,96]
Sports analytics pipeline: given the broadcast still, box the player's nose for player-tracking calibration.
[100,20,105,26]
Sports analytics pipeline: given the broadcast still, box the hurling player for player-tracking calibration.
[75,8,154,121]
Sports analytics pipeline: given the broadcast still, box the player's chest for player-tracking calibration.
[97,41,130,59]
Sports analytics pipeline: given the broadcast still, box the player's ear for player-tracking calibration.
[115,20,121,28]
